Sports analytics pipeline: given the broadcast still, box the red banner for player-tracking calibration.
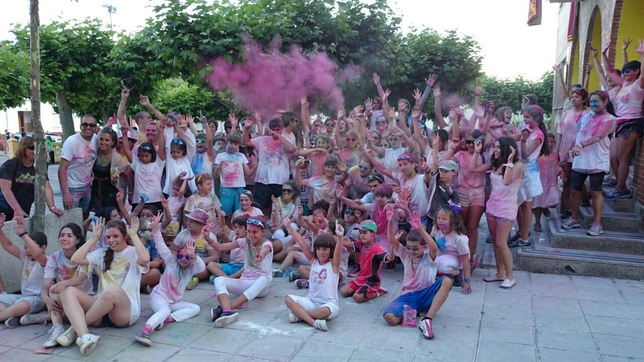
[567,2,577,42]
[528,0,542,26]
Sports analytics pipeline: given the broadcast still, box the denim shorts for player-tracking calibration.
[69,185,92,214]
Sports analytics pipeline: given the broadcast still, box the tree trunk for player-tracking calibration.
[56,90,75,141]
[30,0,46,232]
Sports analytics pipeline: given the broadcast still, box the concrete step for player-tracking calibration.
[517,245,644,280]
[603,197,636,213]
[579,206,641,233]
[549,214,644,255]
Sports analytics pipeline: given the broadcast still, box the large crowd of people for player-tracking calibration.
[0,39,642,356]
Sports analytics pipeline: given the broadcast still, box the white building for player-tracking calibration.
[0,100,80,135]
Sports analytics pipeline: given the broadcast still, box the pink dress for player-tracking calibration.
[533,153,560,209]
[486,169,521,222]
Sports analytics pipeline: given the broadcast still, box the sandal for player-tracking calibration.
[533,224,542,232]
[484,274,505,282]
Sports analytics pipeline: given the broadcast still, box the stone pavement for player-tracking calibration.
[1,154,643,361]
[1,269,643,361]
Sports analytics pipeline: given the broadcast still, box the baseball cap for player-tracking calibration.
[357,220,377,233]
[438,160,458,171]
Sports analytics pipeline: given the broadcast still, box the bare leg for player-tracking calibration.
[298,265,311,279]
[0,275,5,293]
[0,300,31,322]
[609,140,618,179]
[486,217,504,277]
[466,206,484,263]
[84,286,131,329]
[561,163,572,211]
[519,202,532,240]
[425,277,454,319]
[383,312,402,326]
[49,293,65,325]
[616,134,639,192]
[59,287,98,336]
[140,269,161,289]
[279,251,299,271]
[193,269,211,281]
[353,292,377,303]
[230,295,249,309]
[284,296,331,326]
[570,189,582,220]
[207,262,228,277]
[494,220,514,280]
[534,208,542,229]
[591,190,603,225]
[339,285,356,298]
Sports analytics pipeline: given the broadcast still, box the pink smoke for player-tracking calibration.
[207,36,360,117]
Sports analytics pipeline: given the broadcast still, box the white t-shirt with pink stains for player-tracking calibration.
[250,136,290,185]
[214,151,248,188]
[237,238,273,281]
[60,133,97,189]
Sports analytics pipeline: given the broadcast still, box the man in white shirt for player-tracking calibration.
[59,114,99,219]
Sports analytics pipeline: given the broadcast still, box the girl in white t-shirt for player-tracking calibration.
[284,220,343,331]
[184,173,222,237]
[134,213,205,347]
[432,206,471,294]
[58,218,150,357]
[163,121,197,196]
[40,223,94,348]
[232,190,263,219]
[121,133,166,205]
[209,218,273,328]
[162,173,191,245]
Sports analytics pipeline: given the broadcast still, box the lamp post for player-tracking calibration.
[102,3,117,27]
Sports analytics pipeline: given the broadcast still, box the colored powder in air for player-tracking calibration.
[207,35,361,117]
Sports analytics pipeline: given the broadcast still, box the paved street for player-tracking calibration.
[0,153,643,361]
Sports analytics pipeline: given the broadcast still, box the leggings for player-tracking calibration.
[214,276,270,301]
[436,254,462,275]
[145,292,200,330]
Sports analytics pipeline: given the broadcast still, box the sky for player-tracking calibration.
[0,0,560,81]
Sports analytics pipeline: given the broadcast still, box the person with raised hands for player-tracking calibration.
[284,219,343,332]
[134,212,205,347]
[0,215,48,328]
[163,114,198,196]
[57,217,150,356]
[382,210,452,340]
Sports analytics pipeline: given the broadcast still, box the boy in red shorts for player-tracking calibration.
[339,220,387,303]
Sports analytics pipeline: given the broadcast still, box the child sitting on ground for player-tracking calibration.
[232,190,263,219]
[162,173,191,246]
[207,214,247,279]
[432,205,472,293]
[134,213,205,347]
[172,208,219,289]
[209,218,274,328]
[339,219,388,303]
[383,210,453,339]
[0,216,47,328]
[284,220,344,331]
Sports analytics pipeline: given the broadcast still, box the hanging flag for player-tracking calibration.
[567,2,577,42]
[528,0,542,26]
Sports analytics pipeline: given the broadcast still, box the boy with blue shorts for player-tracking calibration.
[214,134,250,225]
[208,216,247,279]
[383,209,452,339]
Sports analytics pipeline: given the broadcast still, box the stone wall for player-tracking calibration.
[0,208,83,293]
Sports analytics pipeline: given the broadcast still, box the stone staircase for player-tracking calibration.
[517,199,644,280]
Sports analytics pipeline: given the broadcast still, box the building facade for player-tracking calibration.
[0,100,80,135]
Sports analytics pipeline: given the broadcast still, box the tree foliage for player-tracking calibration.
[479,71,554,116]
[0,45,29,110]
[149,78,229,120]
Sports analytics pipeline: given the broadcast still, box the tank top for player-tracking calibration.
[486,170,521,221]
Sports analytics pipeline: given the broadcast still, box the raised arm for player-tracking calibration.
[603,41,626,86]
[622,38,632,66]
[635,39,644,88]
[71,218,105,265]
[360,147,395,181]
[433,85,449,129]
[372,73,392,116]
[300,96,311,134]
[0,214,21,259]
[331,220,344,273]
[591,48,610,89]
[468,142,493,173]
[417,74,436,111]
[139,95,166,122]
[126,217,151,266]
[285,221,316,262]
[553,65,568,102]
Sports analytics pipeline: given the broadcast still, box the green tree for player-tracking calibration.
[0,46,29,110]
[479,71,554,116]
[150,78,230,120]
[11,19,118,139]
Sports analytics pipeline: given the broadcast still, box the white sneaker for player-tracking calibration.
[20,311,49,326]
[587,223,603,236]
[313,319,328,331]
[288,312,301,323]
[76,333,100,356]
[43,324,65,348]
[500,278,516,289]
[56,326,77,347]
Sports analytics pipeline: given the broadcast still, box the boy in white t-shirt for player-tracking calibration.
[214,133,250,224]
[0,217,47,327]
[284,220,344,331]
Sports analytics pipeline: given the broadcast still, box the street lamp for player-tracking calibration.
[102,3,117,27]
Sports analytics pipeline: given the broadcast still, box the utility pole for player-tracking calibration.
[102,3,117,27]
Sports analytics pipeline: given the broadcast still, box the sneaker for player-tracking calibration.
[4,317,20,328]
[560,210,571,220]
[485,235,493,244]
[283,267,293,278]
[508,233,520,243]
[288,270,301,282]
[500,278,516,289]
[186,277,199,290]
[605,189,631,200]
[603,177,617,187]
[418,317,434,339]
[56,326,78,347]
[348,264,360,277]
[295,279,309,289]
[210,306,222,322]
[214,311,239,328]
[385,260,396,272]
[313,319,328,331]
[155,321,164,331]
[20,311,49,326]
[452,276,462,287]
[134,330,152,347]
[288,312,301,323]
[76,333,100,356]
[272,268,284,277]
[562,218,581,229]
[587,223,603,236]
[43,324,65,348]
[517,239,532,247]
[209,275,216,284]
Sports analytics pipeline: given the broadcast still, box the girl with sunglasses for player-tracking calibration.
[162,115,197,197]
[210,218,274,327]
[367,126,414,185]
[134,213,205,347]
[335,130,361,169]
[270,181,300,256]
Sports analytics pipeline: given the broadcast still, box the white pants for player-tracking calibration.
[436,254,462,275]
[145,292,200,330]
[287,295,339,319]
[272,223,299,249]
[214,276,270,302]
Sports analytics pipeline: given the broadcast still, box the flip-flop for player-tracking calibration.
[484,275,505,282]
[533,224,542,232]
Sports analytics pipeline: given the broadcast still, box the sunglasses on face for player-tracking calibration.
[376,120,387,125]
[27,146,35,150]
[465,140,474,145]
[388,137,398,142]
[346,138,356,142]
[623,69,632,75]
[325,123,335,127]
[177,253,191,261]
[344,209,355,215]
[140,213,154,218]
[139,228,152,233]
[406,245,422,252]
[314,124,322,128]
[359,166,370,172]
[282,188,293,194]
[311,219,324,224]
[80,122,97,128]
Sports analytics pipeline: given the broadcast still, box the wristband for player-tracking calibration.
[18,232,28,237]
[49,206,56,211]
[463,278,471,283]
[503,163,514,169]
